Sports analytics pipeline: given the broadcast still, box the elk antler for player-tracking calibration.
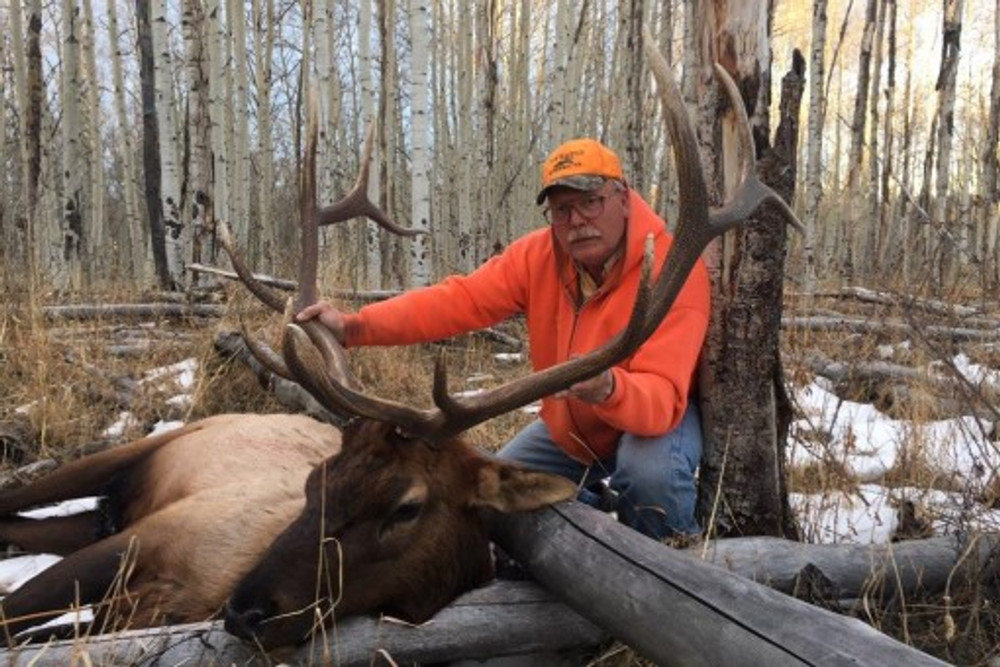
[275,36,804,443]
[220,91,423,388]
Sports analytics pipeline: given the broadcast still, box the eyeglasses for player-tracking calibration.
[542,193,609,225]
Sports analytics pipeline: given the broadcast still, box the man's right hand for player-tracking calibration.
[296,300,347,344]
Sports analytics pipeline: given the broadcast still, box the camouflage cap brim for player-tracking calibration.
[535,175,607,205]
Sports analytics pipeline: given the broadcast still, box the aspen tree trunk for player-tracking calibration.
[876,0,897,272]
[0,30,5,270]
[474,0,498,262]
[317,0,351,281]
[408,0,432,286]
[984,0,1000,289]
[920,110,939,267]
[252,0,277,270]
[623,0,645,194]
[432,0,451,272]
[183,0,213,277]
[695,1,799,539]
[802,0,828,294]
[359,0,383,287]
[862,0,886,276]
[207,0,231,258]
[228,0,252,263]
[651,2,677,218]
[81,0,104,277]
[934,0,963,291]
[313,1,334,203]
[377,0,402,287]
[60,0,91,289]
[108,0,142,281]
[152,0,184,288]
[899,39,916,283]
[454,0,474,272]
[9,0,37,283]
[136,0,172,289]
[550,2,577,143]
[841,0,878,286]
[27,0,43,289]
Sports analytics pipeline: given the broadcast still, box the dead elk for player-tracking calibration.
[0,415,574,646]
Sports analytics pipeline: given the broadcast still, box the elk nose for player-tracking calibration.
[223,600,269,641]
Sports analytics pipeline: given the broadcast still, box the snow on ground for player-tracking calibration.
[789,372,1000,544]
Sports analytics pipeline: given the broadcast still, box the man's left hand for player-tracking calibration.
[554,369,615,404]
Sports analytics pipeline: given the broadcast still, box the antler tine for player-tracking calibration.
[284,323,443,434]
[708,63,804,234]
[218,221,286,314]
[241,320,293,380]
[313,122,425,239]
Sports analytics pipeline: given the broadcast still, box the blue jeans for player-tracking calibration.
[497,401,702,540]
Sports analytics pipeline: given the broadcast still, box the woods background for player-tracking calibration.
[3,2,1000,662]
[1,0,996,299]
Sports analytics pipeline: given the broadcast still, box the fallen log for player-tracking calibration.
[213,330,342,424]
[783,315,1000,343]
[688,533,999,603]
[188,262,404,303]
[489,502,951,666]
[790,286,986,319]
[41,303,225,321]
[0,580,604,666]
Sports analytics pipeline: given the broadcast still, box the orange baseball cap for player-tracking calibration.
[536,138,624,205]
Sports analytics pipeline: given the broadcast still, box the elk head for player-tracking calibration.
[221,34,801,648]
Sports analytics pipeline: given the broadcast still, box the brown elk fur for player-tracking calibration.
[0,413,574,647]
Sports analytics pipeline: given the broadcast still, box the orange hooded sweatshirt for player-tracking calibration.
[342,190,710,463]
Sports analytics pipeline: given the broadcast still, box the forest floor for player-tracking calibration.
[2,274,1000,665]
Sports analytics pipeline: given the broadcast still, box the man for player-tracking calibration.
[297,138,710,540]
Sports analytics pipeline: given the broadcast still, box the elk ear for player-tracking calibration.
[471,459,577,512]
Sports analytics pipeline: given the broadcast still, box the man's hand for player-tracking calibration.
[296,300,347,344]
[554,369,615,404]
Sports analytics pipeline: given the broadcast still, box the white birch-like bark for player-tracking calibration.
[252,0,276,270]
[802,0,828,294]
[455,0,473,271]
[862,0,887,276]
[108,0,143,281]
[228,0,252,259]
[934,0,964,290]
[840,0,878,285]
[408,0,432,286]
[985,0,1000,286]
[473,0,496,263]
[550,1,575,142]
[359,0,383,287]
[152,0,185,286]
[313,1,334,202]
[875,0,897,271]
[9,0,31,273]
[81,0,104,274]
[59,0,87,289]
[207,0,231,251]
[378,0,400,287]
[182,0,213,274]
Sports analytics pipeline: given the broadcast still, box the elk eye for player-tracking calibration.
[379,500,423,539]
[390,501,423,525]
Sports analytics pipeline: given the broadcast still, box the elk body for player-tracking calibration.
[0,414,575,646]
